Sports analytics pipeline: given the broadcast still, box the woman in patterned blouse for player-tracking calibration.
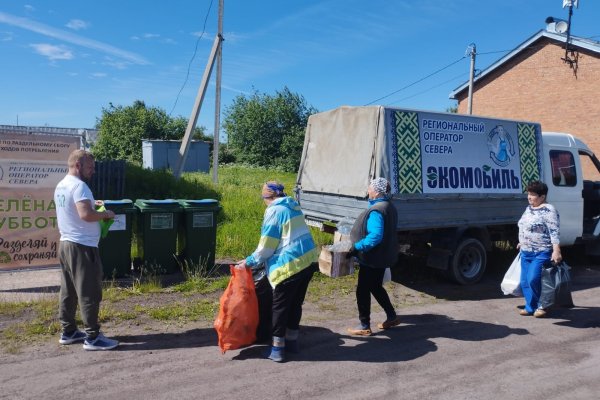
[517,180,562,318]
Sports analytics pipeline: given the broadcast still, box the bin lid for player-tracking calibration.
[135,199,183,213]
[103,199,136,212]
[103,199,134,206]
[178,199,220,211]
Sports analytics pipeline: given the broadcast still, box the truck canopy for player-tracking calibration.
[297,106,387,197]
[296,106,545,227]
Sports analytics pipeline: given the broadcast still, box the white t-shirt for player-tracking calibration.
[54,174,100,247]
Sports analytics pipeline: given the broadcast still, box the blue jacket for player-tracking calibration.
[246,197,318,287]
[353,198,385,252]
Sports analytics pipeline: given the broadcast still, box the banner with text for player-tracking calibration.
[0,133,80,270]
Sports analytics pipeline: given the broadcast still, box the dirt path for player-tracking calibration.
[2,263,600,400]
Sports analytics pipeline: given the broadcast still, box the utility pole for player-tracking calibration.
[212,0,223,184]
[466,43,476,115]
[562,0,578,65]
[174,0,224,181]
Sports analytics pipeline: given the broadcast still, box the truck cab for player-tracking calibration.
[542,132,600,252]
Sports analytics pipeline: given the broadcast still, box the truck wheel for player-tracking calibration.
[449,238,487,285]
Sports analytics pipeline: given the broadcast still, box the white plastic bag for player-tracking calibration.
[382,268,391,284]
[336,217,354,235]
[501,254,522,296]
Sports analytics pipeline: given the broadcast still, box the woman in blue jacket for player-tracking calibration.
[347,177,400,336]
[237,181,318,362]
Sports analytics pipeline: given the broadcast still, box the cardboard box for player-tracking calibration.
[318,247,354,277]
[333,231,350,243]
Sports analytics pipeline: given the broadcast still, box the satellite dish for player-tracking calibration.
[555,20,569,33]
[545,17,569,34]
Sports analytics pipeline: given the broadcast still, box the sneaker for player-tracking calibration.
[533,308,547,318]
[59,330,86,345]
[83,333,119,351]
[377,316,401,330]
[519,309,532,316]
[268,346,285,362]
[347,326,372,336]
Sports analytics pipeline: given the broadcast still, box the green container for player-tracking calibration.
[134,199,183,274]
[178,199,221,269]
[98,199,137,278]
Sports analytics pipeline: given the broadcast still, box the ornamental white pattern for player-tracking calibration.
[518,204,560,252]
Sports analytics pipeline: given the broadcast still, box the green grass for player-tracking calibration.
[178,165,333,259]
[307,270,358,299]
[0,298,62,353]
[0,302,30,316]
[141,300,219,322]
[171,276,230,294]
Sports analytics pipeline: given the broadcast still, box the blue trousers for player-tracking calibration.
[520,250,551,313]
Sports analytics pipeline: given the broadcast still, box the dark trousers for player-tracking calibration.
[58,241,103,339]
[356,264,395,326]
[254,275,273,342]
[271,264,315,338]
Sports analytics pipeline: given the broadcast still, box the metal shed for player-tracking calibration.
[142,140,210,172]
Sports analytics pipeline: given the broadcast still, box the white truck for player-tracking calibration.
[295,106,600,284]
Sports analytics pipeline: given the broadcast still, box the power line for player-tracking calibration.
[386,71,468,106]
[169,0,215,116]
[364,56,466,106]
[477,49,512,55]
[365,34,600,108]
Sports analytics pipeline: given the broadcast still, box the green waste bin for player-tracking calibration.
[178,199,221,269]
[134,199,183,274]
[98,199,137,278]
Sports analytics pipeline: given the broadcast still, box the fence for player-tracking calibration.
[90,160,126,200]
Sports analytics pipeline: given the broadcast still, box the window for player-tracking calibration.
[549,150,576,187]
[579,152,600,181]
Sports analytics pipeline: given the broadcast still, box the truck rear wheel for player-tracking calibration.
[449,238,487,285]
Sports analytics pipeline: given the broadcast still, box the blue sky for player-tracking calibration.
[1,1,598,139]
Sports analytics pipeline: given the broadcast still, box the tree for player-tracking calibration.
[92,100,207,164]
[222,87,317,172]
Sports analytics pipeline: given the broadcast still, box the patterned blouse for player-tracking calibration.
[518,204,560,252]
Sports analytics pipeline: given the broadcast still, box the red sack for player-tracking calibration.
[214,265,259,353]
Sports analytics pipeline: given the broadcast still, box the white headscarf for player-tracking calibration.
[370,177,389,195]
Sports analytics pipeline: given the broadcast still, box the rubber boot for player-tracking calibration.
[268,336,285,362]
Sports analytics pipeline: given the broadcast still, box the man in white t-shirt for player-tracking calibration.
[54,149,118,351]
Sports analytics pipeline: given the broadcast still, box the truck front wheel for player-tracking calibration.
[449,238,487,285]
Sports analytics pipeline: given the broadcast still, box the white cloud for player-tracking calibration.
[24,5,35,12]
[0,11,149,65]
[143,33,160,39]
[191,31,215,41]
[66,19,89,31]
[90,72,107,78]
[103,59,130,70]
[30,43,73,60]
[1,31,13,41]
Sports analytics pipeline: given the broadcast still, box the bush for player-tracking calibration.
[123,163,220,200]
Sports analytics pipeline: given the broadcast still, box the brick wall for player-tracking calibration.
[456,38,600,177]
